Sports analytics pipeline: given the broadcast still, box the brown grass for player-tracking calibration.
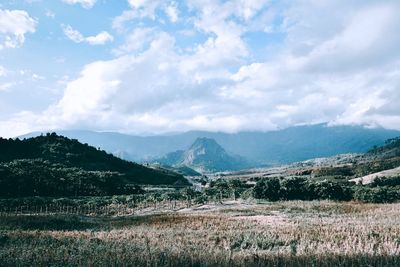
[1,201,399,266]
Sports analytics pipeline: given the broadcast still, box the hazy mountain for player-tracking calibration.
[155,138,249,172]
[20,124,400,166]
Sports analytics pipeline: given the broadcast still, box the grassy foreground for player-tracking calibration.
[1,201,400,266]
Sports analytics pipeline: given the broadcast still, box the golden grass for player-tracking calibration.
[1,201,400,266]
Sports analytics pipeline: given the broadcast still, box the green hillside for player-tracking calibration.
[0,133,188,198]
[312,136,400,178]
[355,137,400,176]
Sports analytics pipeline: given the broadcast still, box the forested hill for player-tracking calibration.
[0,133,188,198]
[1,133,147,172]
[368,137,400,158]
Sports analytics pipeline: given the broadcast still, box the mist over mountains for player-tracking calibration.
[20,124,400,168]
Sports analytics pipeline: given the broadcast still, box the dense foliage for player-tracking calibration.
[251,176,399,203]
[0,159,146,197]
[354,186,400,203]
[252,177,353,201]
[0,133,188,197]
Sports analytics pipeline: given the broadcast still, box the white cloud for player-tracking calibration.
[62,25,84,43]
[165,2,178,23]
[113,0,179,31]
[0,65,6,77]
[236,0,269,21]
[32,73,45,81]
[62,0,97,9]
[0,82,15,92]
[303,3,400,73]
[3,0,400,137]
[85,31,114,45]
[0,9,37,49]
[62,25,113,45]
[0,115,32,137]
[112,10,136,32]
[128,0,148,9]
[113,27,156,55]
[45,9,55,18]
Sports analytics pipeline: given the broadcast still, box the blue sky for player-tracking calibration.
[0,0,400,137]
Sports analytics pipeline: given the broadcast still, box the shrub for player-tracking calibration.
[252,178,354,202]
[280,177,309,200]
[311,181,353,201]
[370,176,400,187]
[253,178,281,201]
[240,188,254,200]
[354,186,399,203]
[194,194,208,204]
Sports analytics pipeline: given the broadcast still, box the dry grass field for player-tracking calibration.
[1,200,400,266]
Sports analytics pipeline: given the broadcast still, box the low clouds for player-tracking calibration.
[0,9,37,49]
[62,25,113,45]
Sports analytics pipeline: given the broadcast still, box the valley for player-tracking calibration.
[1,131,400,266]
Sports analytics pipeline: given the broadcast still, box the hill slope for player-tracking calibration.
[155,138,249,172]
[0,133,188,197]
[354,136,400,176]
[20,124,400,166]
[300,136,400,182]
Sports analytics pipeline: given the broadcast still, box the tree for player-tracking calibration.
[210,179,230,203]
[181,187,197,207]
[228,179,247,200]
[312,180,353,201]
[280,177,308,200]
[253,178,281,201]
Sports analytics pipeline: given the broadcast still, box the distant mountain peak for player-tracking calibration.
[156,137,249,173]
[191,137,219,147]
[187,137,226,156]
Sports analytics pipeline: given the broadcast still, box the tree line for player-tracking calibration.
[251,176,400,203]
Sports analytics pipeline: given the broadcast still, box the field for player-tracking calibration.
[1,200,400,266]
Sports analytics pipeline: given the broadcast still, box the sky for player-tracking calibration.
[0,0,400,138]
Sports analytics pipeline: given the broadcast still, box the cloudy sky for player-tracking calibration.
[0,0,399,137]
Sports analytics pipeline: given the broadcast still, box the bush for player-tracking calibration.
[252,178,353,202]
[240,188,254,200]
[194,194,208,204]
[370,176,400,187]
[253,178,281,201]
[280,177,309,200]
[354,186,400,203]
[311,181,353,201]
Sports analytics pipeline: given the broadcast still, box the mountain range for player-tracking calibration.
[20,124,400,167]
